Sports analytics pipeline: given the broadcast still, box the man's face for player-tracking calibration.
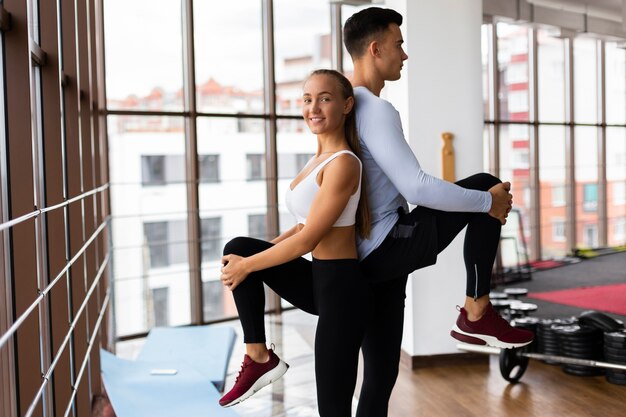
[376,23,408,81]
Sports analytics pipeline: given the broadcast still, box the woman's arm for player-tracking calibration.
[221,155,360,290]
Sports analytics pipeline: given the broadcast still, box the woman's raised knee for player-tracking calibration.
[223,236,270,257]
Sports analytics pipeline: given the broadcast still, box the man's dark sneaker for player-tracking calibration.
[219,349,288,407]
[450,303,534,349]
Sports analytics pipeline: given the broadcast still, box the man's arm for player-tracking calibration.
[362,100,492,213]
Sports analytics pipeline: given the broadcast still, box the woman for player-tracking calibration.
[218,69,370,417]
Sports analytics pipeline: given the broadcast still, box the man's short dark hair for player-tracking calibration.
[343,7,403,59]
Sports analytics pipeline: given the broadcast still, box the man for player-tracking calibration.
[343,7,534,417]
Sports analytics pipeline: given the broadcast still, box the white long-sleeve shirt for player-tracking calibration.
[354,86,492,259]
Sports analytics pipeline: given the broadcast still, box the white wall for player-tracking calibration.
[386,0,485,356]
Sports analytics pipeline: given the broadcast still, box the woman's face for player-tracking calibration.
[302,74,353,136]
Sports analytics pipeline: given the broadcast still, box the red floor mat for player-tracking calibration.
[528,283,626,316]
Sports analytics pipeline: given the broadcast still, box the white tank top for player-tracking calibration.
[285,150,361,227]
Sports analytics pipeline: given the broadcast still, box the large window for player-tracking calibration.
[104,0,184,111]
[484,20,626,260]
[497,23,529,121]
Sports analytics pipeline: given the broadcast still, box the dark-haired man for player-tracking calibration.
[343,7,534,416]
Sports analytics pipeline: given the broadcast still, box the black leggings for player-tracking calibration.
[360,172,503,298]
[355,172,502,417]
[223,237,369,417]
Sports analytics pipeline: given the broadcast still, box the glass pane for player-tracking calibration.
[482,24,491,120]
[197,117,267,322]
[499,124,533,263]
[574,38,597,124]
[194,0,264,114]
[274,0,331,115]
[539,125,567,259]
[537,30,565,123]
[104,0,183,111]
[497,23,529,121]
[607,128,626,246]
[606,43,626,125]
[108,115,190,336]
[277,117,315,309]
[574,127,598,248]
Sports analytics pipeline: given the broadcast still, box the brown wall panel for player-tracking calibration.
[4,0,43,415]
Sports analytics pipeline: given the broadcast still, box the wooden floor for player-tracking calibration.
[213,310,626,417]
[388,357,625,417]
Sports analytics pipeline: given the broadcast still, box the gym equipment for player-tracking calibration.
[578,310,624,332]
[457,343,626,383]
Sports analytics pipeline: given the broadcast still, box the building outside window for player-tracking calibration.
[201,217,222,262]
[143,220,187,268]
[583,183,598,212]
[144,222,169,267]
[199,154,220,183]
[152,287,170,327]
[248,214,267,240]
[552,219,566,242]
[552,185,565,207]
[141,155,166,185]
[246,154,265,181]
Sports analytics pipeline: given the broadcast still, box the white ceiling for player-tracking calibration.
[527,0,622,18]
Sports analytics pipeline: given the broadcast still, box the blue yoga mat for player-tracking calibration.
[101,325,239,416]
[101,349,238,417]
[137,325,237,391]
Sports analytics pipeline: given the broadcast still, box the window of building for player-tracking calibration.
[152,287,170,327]
[144,221,169,267]
[552,185,565,207]
[201,217,222,262]
[203,280,226,322]
[141,155,185,185]
[246,154,265,181]
[199,154,220,183]
[248,214,267,240]
[583,224,598,248]
[141,155,166,185]
[583,184,598,212]
[143,220,187,268]
[552,219,566,242]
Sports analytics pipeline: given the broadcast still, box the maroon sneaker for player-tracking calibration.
[219,349,289,407]
[450,303,534,349]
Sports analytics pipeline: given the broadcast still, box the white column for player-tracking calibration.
[385,0,485,356]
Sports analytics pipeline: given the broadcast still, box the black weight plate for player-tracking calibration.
[553,324,602,337]
[603,355,626,365]
[604,330,626,343]
[578,310,624,332]
[606,369,626,377]
[504,287,529,297]
[559,348,603,359]
[562,365,604,377]
[603,339,626,350]
[558,341,602,351]
[606,372,626,381]
[606,375,626,386]
[604,345,626,357]
[509,302,538,312]
[513,316,540,325]
[490,291,509,300]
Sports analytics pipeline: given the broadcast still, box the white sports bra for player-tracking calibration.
[285,150,361,227]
